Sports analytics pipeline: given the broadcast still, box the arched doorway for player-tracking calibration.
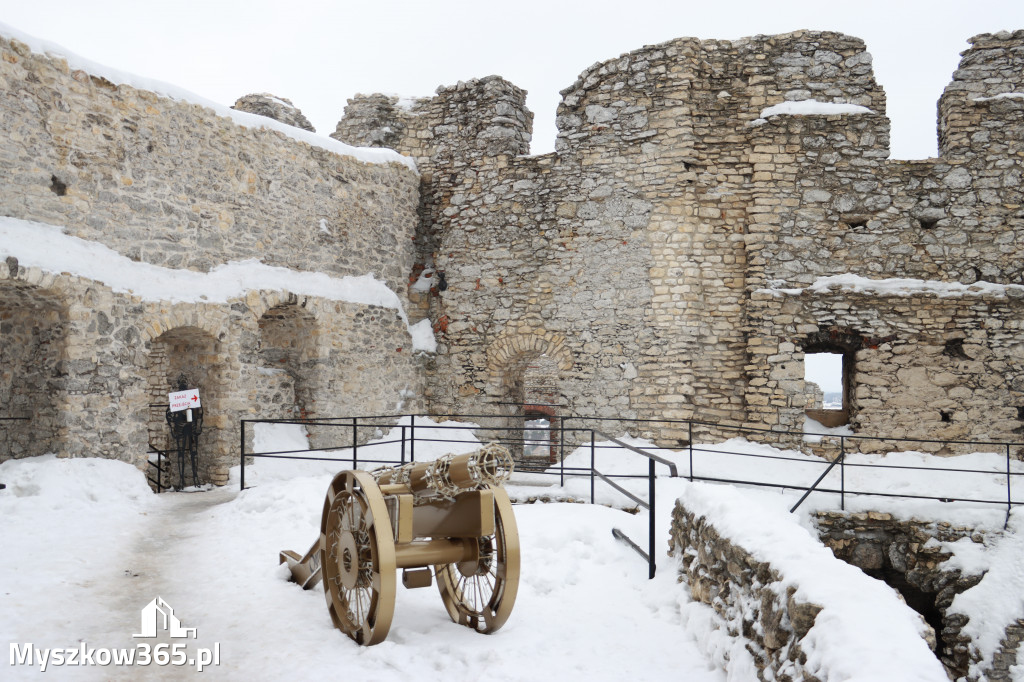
[146,326,225,486]
[486,331,572,469]
[0,282,68,461]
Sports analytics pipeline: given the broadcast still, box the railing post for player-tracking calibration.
[590,430,596,505]
[840,436,846,511]
[410,417,416,463]
[239,420,246,491]
[352,417,358,469]
[400,425,407,465]
[688,420,694,482]
[559,416,566,488]
[648,457,656,579]
[1007,443,1013,529]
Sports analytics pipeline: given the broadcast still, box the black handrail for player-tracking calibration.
[790,445,845,513]
[146,445,170,493]
[594,429,677,579]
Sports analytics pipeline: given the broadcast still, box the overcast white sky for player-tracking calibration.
[2,0,1023,159]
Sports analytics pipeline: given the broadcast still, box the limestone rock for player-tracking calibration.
[232,93,315,132]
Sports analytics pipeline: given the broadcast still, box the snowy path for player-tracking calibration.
[2,459,727,681]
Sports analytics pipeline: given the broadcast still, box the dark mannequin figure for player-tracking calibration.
[165,375,203,490]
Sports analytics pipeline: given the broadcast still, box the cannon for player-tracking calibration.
[280,443,520,645]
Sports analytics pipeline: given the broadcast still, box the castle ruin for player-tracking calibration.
[1,28,1023,481]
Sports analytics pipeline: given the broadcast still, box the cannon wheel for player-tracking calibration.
[320,470,396,645]
[435,485,520,633]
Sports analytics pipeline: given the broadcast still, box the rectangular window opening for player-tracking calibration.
[523,417,551,459]
[804,351,850,427]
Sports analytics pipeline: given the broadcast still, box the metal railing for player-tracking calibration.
[238,413,1024,576]
[557,414,1022,527]
[239,414,672,576]
[146,445,171,493]
[592,431,677,578]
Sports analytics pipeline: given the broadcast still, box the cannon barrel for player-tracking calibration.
[374,442,513,498]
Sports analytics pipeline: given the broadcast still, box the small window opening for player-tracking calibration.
[940,410,952,423]
[943,338,970,360]
[919,218,939,230]
[49,175,67,196]
[805,351,850,427]
[1017,406,1024,420]
[845,220,867,229]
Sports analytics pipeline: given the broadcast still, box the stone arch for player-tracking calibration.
[140,310,223,346]
[247,290,326,324]
[0,280,69,461]
[146,325,227,486]
[486,328,572,466]
[486,328,573,377]
[255,301,321,419]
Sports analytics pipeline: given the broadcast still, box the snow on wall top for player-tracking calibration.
[759,100,876,118]
[0,22,417,173]
[761,273,1024,299]
[678,481,948,682]
[0,217,436,352]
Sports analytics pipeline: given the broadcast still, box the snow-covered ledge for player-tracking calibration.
[0,217,436,353]
[758,274,1024,300]
[670,482,948,682]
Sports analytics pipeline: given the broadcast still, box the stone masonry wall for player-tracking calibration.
[0,34,427,483]
[748,286,1024,448]
[939,30,1024,159]
[0,34,417,295]
[813,511,986,677]
[670,500,828,680]
[742,31,1024,441]
[669,498,942,681]
[0,262,425,485]
[0,280,67,458]
[335,29,1024,451]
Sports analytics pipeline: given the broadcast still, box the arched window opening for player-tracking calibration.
[498,354,561,467]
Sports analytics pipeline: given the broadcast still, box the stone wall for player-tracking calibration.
[669,494,946,681]
[813,511,986,677]
[671,501,828,680]
[743,30,1024,440]
[939,30,1024,159]
[749,286,1024,448]
[0,34,417,295]
[0,33,427,483]
[334,29,1024,451]
[0,279,67,458]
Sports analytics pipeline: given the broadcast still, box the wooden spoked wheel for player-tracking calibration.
[435,485,520,633]
[320,470,397,645]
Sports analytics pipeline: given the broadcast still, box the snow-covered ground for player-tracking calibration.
[2,419,1023,680]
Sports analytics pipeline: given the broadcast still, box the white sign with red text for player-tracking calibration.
[168,389,201,413]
